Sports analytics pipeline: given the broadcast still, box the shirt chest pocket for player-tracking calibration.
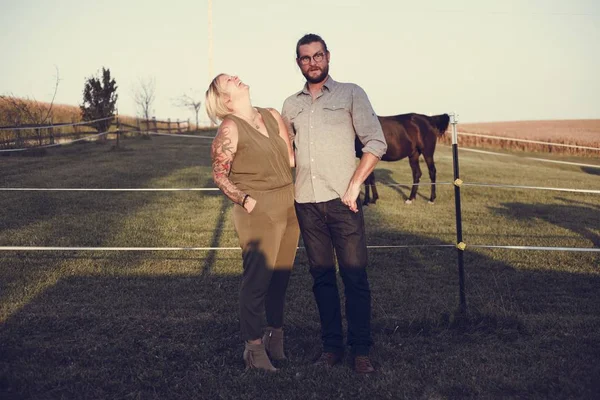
[287,107,305,126]
[322,101,351,125]
[285,107,306,138]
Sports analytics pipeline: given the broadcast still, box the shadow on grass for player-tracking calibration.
[0,136,215,233]
[0,135,219,317]
[201,195,233,276]
[371,168,442,205]
[553,197,600,209]
[369,168,407,203]
[490,201,600,247]
[1,229,599,399]
[581,166,600,176]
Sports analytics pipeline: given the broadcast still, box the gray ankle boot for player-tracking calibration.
[243,341,277,372]
[262,327,286,360]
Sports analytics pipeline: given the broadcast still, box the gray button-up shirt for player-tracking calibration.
[282,76,387,203]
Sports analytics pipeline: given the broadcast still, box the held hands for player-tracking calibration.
[341,182,361,213]
[244,196,257,213]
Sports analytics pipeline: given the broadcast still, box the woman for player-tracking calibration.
[205,74,299,371]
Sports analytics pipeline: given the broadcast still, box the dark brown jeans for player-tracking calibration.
[295,197,373,356]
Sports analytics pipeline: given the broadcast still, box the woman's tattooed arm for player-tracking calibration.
[211,119,246,205]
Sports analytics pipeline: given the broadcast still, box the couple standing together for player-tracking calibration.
[206,33,387,374]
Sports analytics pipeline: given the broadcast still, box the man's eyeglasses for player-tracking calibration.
[298,52,326,65]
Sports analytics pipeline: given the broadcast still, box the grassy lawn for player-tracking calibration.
[0,135,599,399]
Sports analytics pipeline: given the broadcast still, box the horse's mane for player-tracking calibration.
[429,114,450,135]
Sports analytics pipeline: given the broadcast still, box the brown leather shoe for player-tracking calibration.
[354,355,375,374]
[313,351,344,367]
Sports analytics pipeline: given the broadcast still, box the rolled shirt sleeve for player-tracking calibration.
[351,85,387,159]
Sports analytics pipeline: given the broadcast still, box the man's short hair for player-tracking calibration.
[296,33,328,58]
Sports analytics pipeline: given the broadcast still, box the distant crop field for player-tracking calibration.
[434,119,600,157]
[437,119,600,157]
[0,98,83,127]
[459,119,600,145]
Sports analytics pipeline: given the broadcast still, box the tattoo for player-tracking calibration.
[211,125,246,205]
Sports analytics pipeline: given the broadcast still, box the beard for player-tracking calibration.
[302,64,329,84]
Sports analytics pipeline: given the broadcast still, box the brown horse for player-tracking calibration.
[355,113,450,205]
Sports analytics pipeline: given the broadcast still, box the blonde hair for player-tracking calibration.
[205,73,231,125]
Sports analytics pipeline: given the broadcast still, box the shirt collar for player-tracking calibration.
[297,75,336,96]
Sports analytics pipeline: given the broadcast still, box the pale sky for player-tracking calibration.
[1,0,598,124]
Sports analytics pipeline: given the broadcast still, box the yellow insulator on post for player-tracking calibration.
[456,242,467,251]
[454,179,463,187]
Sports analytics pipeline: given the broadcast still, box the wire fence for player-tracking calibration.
[0,182,597,194]
[0,115,207,152]
[1,113,598,314]
[1,245,596,252]
[458,147,600,169]
[0,117,597,258]
[0,116,114,131]
[0,130,111,153]
[457,132,600,151]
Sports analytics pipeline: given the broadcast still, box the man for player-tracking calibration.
[282,33,387,374]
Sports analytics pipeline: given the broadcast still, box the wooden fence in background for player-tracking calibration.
[0,116,201,150]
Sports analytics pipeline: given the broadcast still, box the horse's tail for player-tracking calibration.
[431,113,450,136]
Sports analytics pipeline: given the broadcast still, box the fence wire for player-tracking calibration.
[458,132,600,151]
[0,130,110,152]
[0,116,114,131]
[0,124,598,254]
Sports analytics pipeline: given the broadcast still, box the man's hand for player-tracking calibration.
[341,182,362,213]
[342,152,380,213]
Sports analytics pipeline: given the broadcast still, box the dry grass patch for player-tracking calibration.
[442,119,600,157]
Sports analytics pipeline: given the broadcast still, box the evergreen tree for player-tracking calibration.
[80,67,118,138]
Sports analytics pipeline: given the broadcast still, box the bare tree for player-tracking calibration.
[0,66,60,146]
[133,77,156,131]
[174,92,202,129]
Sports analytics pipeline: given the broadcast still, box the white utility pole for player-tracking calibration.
[208,0,214,82]
[208,0,215,127]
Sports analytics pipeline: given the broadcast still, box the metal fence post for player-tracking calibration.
[451,112,467,315]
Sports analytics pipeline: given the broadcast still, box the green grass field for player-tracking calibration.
[0,135,598,399]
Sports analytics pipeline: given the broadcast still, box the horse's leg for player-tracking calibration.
[363,172,374,205]
[406,153,422,204]
[424,155,437,204]
[370,171,379,204]
[371,183,379,204]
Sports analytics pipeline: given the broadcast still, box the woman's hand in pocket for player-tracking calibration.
[244,197,257,213]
